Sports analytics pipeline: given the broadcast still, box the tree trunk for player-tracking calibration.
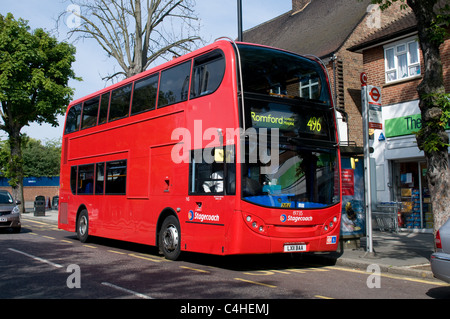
[408,0,450,234]
[8,128,25,214]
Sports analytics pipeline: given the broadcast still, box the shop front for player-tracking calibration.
[391,160,432,230]
[380,100,449,232]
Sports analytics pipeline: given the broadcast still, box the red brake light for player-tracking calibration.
[436,230,442,249]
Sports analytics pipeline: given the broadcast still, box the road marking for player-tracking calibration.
[60,240,73,244]
[328,266,449,286]
[24,219,49,225]
[128,253,166,263]
[315,295,334,299]
[108,250,126,255]
[83,245,97,249]
[101,282,153,299]
[180,266,210,273]
[234,278,277,288]
[8,248,63,269]
[43,236,56,240]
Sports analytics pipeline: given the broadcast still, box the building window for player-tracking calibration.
[384,38,421,83]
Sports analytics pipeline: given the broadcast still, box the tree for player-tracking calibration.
[368,0,450,232]
[0,137,61,178]
[61,0,202,80]
[0,14,77,212]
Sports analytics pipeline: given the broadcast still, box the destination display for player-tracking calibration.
[247,100,331,139]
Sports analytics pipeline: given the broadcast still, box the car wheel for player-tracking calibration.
[77,209,89,243]
[159,215,181,260]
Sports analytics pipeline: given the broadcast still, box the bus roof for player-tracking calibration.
[67,39,323,108]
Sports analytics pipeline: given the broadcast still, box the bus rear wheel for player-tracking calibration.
[159,215,181,260]
[77,209,89,243]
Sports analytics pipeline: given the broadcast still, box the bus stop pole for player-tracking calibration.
[361,75,374,254]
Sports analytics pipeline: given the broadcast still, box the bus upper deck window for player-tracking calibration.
[191,50,225,99]
[81,96,100,129]
[109,84,132,122]
[158,61,191,108]
[132,74,159,115]
[64,104,82,134]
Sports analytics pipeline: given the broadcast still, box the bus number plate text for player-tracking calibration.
[284,244,307,252]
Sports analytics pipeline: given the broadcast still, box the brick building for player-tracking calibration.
[243,0,409,148]
[349,10,450,231]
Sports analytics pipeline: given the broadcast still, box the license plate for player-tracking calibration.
[0,217,7,222]
[284,244,307,252]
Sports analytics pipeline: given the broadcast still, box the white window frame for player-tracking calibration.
[299,78,319,99]
[384,37,421,84]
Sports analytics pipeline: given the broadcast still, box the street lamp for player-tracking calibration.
[237,0,243,41]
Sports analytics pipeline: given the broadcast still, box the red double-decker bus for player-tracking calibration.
[58,39,341,260]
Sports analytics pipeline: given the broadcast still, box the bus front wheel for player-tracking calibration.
[77,209,89,243]
[159,215,181,260]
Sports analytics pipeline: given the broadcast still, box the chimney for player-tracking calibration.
[292,0,311,13]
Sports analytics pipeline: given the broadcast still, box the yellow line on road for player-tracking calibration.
[234,278,277,288]
[108,250,126,255]
[24,219,49,225]
[83,245,97,249]
[128,253,165,262]
[327,266,449,286]
[43,236,56,240]
[315,295,334,299]
[180,266,210,273]
[60,240,73,244]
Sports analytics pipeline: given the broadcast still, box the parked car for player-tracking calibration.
[0,190,21,233]
[431,218,450,283]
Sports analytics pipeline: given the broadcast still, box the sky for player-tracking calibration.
[0,0,293,143]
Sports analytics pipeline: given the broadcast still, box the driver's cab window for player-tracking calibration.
[189,147,235,195]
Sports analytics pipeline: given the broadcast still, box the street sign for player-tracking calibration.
[367,85,382,129]
[360,72,367,85]
[368,86,381,104]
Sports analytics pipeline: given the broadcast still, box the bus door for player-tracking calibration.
[185,146,236,254]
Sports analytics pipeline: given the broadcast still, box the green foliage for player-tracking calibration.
[0,137,61,178]
[416,93,450,153]
[0,13,77,193]
[0,13,79,131]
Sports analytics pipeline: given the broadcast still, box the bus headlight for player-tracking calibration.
[322,215,339,234]
[244,213,267,234]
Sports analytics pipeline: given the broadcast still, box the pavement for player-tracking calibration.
[21,209,439,281]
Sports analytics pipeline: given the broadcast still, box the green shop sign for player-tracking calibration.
[385,114,450,138]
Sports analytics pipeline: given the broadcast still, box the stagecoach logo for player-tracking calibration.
[188,210,220,223]
[280,213,313,223]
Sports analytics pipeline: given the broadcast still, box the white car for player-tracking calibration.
[431,218,450,283]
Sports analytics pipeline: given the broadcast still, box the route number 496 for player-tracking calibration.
[307,117,322,133]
